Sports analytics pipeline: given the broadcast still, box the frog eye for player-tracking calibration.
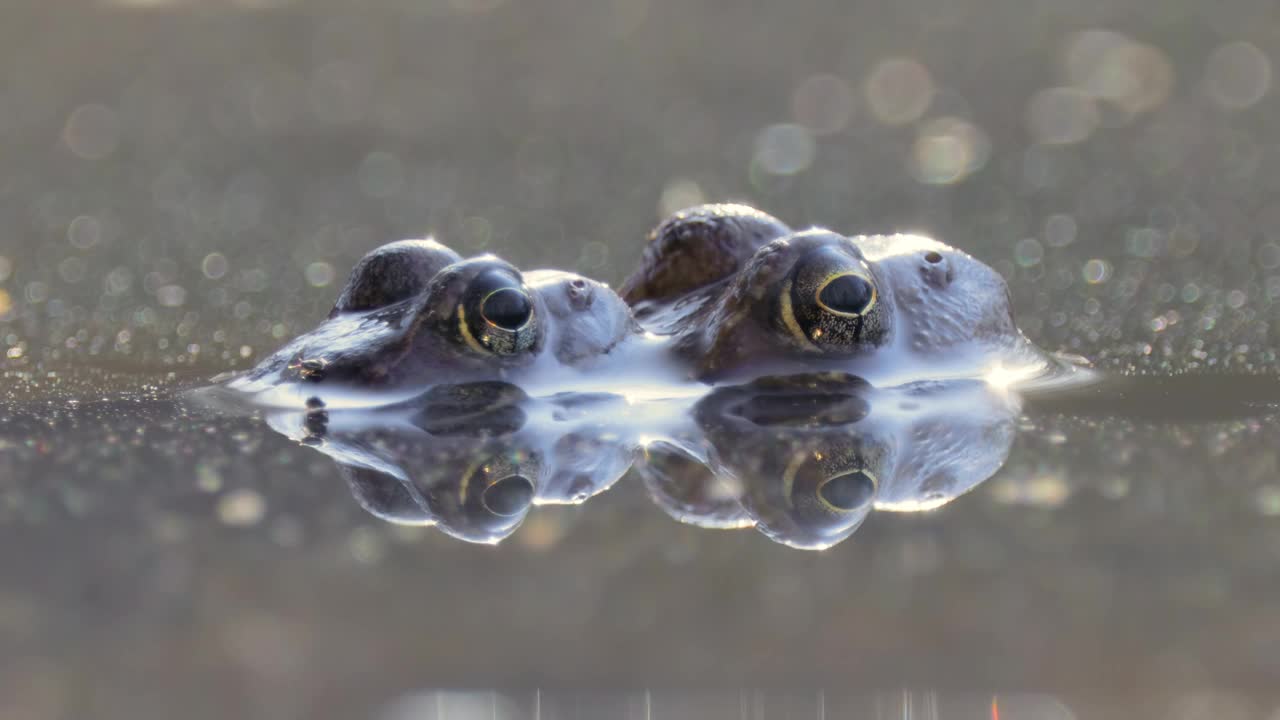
[480,287,533,331]
[815,272,876,316]
[458,269,538,356]
[816,469,876,512]
[481,474,535,517]
[781,246,886,351]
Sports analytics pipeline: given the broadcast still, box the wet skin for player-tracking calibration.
[234,203,1052,397]
[233,238,640,392]
[264,373,1019,549]
[620,204,1048,381]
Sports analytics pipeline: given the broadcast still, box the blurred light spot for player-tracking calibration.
[990,474,1071,507]
[1255,485,1280,516]
[105,267,133,295]
[196,463,224,493]
[156,285,187,307]
[358,151,405,198]
[791,73,855,135]
[753,123,816,175]
[1226,289,1247,309]
[459,217,492,250]
[348,527,385,564]
[62,104,121,160]
[1044,214,1078,247]
[1205,41,1272,110]
[910,116,989,184]
[305,262,335,288]
[57,257,86,284]
[1082,259,1111,284]
[0,256,11,283]
[576,241,610,271]
[1027,87,1098,145]
[67,215,102,249]
[1015,237,1044,267]
[0,290,10,317]
[1063,30,1174,115]
[202,253,229,280]
[658,178,705,217]
[25,282,48,303]
[1181,283,1201,303]
[217,489,266,526]
[864,57,934,125]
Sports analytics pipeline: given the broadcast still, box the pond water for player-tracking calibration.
[3,1,1280,718]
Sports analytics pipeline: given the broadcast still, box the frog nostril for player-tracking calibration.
[924,251,943,264]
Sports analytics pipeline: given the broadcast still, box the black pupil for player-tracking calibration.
[819,471,874,511]
[481,288,532,330]
[818,274,874,315]
[482,476,534,516]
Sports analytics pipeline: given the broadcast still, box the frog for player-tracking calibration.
[229,238,641,396]
[619,203,1051,383]
[268,381,637,544]
[641,372,1020,549]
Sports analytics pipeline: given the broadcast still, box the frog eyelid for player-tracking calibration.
[814,271,877,317]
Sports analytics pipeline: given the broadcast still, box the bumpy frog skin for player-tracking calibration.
[230,238,640,396]
[262,373,1018,549]
[621,204,1049,382]
[232,203,1058,402]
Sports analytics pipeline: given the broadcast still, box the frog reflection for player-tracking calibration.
[264,373,1018,549]
[640,373,1019,549]
[270,382,636,544]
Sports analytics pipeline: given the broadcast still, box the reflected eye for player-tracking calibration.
[816,273,876,316]
[458,268,539,356]
[481,287,533,330]
[481,475,535,517]
[816,469,876,512]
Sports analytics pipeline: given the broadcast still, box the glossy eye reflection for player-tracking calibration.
[481,287,533,330]
[817,273,876,316]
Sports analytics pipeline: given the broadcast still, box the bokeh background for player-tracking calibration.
[4,1,1280,719]
[2,0,1279,378]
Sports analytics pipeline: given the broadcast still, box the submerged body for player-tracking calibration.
[230,204,1065,404]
